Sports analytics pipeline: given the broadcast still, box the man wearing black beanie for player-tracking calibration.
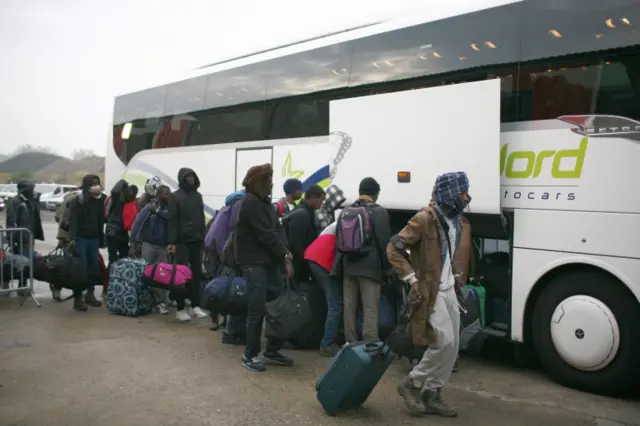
[333,176,392,344]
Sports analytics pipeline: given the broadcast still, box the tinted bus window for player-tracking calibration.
[348,2,524,88]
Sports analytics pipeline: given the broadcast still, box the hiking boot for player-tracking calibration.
[84,292,102,307]
[421,388,458,417]
[319,343,340,358]
[396,376,426,416]
[263,351,294,366]
[221,332,246,346]
[73,297,88,311]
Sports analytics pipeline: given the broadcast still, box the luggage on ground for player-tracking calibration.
[316,341,393,415]
[475,251,509,297]
[142,257,192,291]
[33,248,88,292]
[265,283,313,341]
[202,269,248,316]
[107,257,153,317]
[288,280,327,349]
[356,294,396,340]
[459,286,486,353]
[386,303,427,363]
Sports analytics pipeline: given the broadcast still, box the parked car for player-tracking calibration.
[46,193,66,212]
[0,184,17,201]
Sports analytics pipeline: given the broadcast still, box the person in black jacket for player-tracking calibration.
[166,167,208,322]
[6,180,44,256]
[105,179,130,270]
[235,163,294,372]
[67,174,106,311]
[5,180,44,294]
[333,177,392,343]
[284,184,325,284]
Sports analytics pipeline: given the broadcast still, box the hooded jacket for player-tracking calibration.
[283,199,319,283]
[6,180,44,250]
[105,179,129,240]
[67,174,106,243]
[167,168,205,244]
[56,189,81,241]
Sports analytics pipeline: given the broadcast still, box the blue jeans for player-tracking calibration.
[309,261,342,348]
[242,264,284,359]
[75,236,100,294]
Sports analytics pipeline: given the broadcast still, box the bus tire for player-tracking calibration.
[531,270,640,397]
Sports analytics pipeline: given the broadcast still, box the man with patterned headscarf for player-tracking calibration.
[387,172,472,417]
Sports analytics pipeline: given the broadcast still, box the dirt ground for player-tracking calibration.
[1,292,638,426]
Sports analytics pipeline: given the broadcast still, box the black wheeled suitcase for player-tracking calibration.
[316,341,393,415]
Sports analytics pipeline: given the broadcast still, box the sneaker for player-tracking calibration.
[222,333,246,346]
[73,297,88,312]
[156,303,169,315]
[421,389,458,417]
[319,343,340,357]
[190,306,209,319]
[176,309,191,322]
[397,376,426,416]
[242,355,266,372]
[263,351,294,366]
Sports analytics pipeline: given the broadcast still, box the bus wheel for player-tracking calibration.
[531,270,640,397]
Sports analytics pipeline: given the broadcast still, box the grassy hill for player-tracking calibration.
[33,156,105,184]
[0,152,64,175]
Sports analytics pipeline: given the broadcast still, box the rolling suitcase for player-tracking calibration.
[107,258,153,317]
[316,341,393,415]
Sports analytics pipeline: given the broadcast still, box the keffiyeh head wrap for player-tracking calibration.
[433,172,470,217]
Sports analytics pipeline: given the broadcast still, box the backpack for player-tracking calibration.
[205,200,243,254]
[280,208,307,245]
[336,202,374,254]
[273,198,290,219]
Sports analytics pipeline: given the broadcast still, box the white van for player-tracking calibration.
[37,184,78,203]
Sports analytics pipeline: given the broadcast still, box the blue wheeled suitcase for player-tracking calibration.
[107,258,153,317]
[315,341,394,415]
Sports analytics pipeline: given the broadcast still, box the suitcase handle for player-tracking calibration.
[363,342,384,354]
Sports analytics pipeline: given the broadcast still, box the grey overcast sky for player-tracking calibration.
[0,0,478,158]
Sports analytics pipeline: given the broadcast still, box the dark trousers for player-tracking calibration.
[107,237,128,274]
[175,241,203,308]
[242,264,284,359]
[309,261,343,348]
[73,236,100,297]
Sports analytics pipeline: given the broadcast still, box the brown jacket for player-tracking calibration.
[386,204,472,346]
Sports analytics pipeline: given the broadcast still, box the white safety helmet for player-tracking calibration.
[144,176,162,196]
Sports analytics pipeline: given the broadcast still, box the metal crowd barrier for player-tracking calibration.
[0,227,41,307]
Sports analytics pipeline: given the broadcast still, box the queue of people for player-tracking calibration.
[4,163,472,419]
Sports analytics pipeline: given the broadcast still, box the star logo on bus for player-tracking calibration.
[282,152,304,180]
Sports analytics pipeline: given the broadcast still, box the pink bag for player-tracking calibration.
[143,261,192,289]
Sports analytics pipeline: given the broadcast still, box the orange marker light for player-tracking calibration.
[397,171,411,183]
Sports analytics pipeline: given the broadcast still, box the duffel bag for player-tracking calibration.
[265,282,313,341]
[202,269,248,317]
[142,256,191,291]
[33,248,88,292]
[288,280,327,349]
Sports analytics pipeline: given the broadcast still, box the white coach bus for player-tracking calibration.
[106,0,640,396]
